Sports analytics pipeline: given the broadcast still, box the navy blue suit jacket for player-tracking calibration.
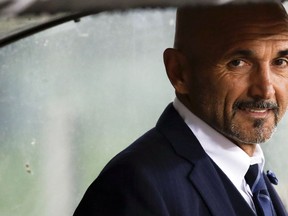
[74,104,287,216]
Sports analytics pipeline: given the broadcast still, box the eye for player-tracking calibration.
[273,58,288,67]
[227,59,247,68]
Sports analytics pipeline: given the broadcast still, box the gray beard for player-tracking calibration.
[222,118,278,145]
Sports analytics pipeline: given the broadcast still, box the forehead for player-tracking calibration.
[222,37,288,60]
[220,10,288,43]
[175,2,288,57]
[177,2,288,32]
[221,26,288,55]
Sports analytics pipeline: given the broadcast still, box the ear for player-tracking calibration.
[163,48,189,94]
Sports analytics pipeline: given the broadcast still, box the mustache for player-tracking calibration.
[233,100,279,111]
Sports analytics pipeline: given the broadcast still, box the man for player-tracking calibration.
[74,1,288,215]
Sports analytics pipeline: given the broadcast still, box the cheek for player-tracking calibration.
[188,67,245,118]
[210,75,241,100]
[275,79,288,113]
[213,79,245,115]
[284,82,288,106]
[197,79,232,118]
[277,91,288,118]
[186,80,220,121]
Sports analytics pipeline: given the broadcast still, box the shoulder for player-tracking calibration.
[102,127,180,177]
[74,116,210,215]
[75,127,188,215]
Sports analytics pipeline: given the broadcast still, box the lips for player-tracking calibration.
[248,109,268,113]
[239,107,271,118]
[233,100,279,118]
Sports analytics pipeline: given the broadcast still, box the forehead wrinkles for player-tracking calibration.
[222,39,288,61]
[174,2,288,59]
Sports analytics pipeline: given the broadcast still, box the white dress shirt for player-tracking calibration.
[173,98,265,210]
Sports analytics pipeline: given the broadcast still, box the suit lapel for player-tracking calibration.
[188,158,238,216]
[156,104,238,216]
[212,161,256,216]
[264,174,288,216]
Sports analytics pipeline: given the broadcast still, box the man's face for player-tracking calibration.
[182,4,288,146]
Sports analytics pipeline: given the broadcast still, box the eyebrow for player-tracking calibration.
[278,50,288,56]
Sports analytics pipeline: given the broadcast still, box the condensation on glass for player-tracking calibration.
[0,9,175,216]
[0,8,287,216]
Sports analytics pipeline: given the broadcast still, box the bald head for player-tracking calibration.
[174,1,288,62]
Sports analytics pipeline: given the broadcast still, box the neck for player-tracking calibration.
[237,143,257,157]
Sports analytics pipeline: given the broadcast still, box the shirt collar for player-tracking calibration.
[173,97,265,188]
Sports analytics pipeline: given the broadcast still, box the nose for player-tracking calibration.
[248,64,275,100]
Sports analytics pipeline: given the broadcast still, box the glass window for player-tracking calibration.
[0,8,287,216]
[0,9,175,215]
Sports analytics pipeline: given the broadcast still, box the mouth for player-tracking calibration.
[233,100,279,119]
[244,108,268,113]
[239,107,271,118]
